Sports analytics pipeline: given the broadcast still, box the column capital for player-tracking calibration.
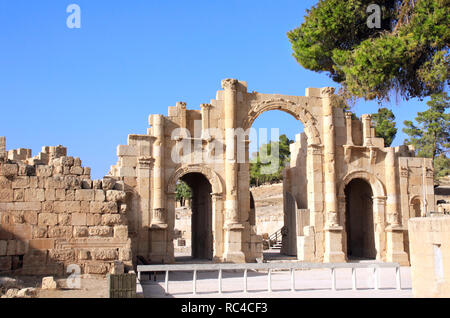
[320,87,335,98]
[201,103,212,110]
[137,156,154,169]
[176,101,187,109]
[221,78,239,91]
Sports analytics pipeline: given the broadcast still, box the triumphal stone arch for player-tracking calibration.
[109,79,435,265]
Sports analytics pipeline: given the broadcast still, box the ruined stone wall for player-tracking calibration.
[0,139,131,276]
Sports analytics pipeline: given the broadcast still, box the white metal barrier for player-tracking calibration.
[137,262,403,295]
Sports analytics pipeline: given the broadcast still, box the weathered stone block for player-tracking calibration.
[45,189,56,201]
[6,240,17,256]
[80,201,90,213]
[8,224,32,240]
[54,201,81,213]
[102,178,116,190]
[49,249,75,261]
[73,226,89,237]
[41,277,57,290]
[70,166,84,175]
[102,214,125,226]
[0,256,12,271]
[92,248,118,261]
[24,211,38,225]
[13,189,24,202]
[11,177,29,189]
[0,189,13,202]
[65,190,75,201]
[119,248,132,261]
[106,190,126,203]
[88,226,113,237]
[44,177,65,189]
[0,176,12,188]
[24,189,45,202]
[36,165,53,177]
[114,225,128,239]
[87,214,102,226]
[90,201,118,214]
[75,189,94,201]
[16,241,28,255]
[55,189,65,201]
[12,212,24,224]
[32,226,48,239]
[0,240,7,256]
[0,164,18,177]
[48,226,72,239]
[41,201,54,213]
[38,213,58,226]
[94,190,106,202]
[64,176,81,189]
[29,239,54,250]
[58,214,71,226]
[81,179,92,189]
[85,263,109,274]
[72,213,87,226]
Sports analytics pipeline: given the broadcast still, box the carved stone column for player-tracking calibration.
[322,87,345,263]
[211,193,224,261]
[345,112,354,146]
[222,78,245,263]
[150,114,167,228]
[201,103,212,140]
[136,156,154,258]
[385,149,409,265]
[361,114,373,147]
[385,148,400,227]
[372,196,387,261]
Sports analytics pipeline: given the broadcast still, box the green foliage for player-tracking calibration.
[288,0,449,102]
[371,108,398,146]
[250,134,293,186]
[176,181,192,206]
[403,92,450,179]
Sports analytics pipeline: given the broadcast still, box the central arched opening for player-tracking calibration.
[344,178,376,260]
[174,172,213,261]
[248,109,305,260]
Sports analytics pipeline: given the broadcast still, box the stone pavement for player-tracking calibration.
[140,265,412,298]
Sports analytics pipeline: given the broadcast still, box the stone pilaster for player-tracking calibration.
[222,78,245,263]
[321,87,345,263]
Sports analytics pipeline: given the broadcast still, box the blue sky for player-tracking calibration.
[0,0,432,179]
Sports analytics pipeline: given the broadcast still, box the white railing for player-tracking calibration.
[137,262,403,295]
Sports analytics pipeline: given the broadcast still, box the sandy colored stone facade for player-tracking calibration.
[0,79,436,272]
[107,79,434,265]
[408,216,450,297]
[0,140,131,275]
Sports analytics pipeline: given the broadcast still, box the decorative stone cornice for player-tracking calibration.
[221,78,238,91]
